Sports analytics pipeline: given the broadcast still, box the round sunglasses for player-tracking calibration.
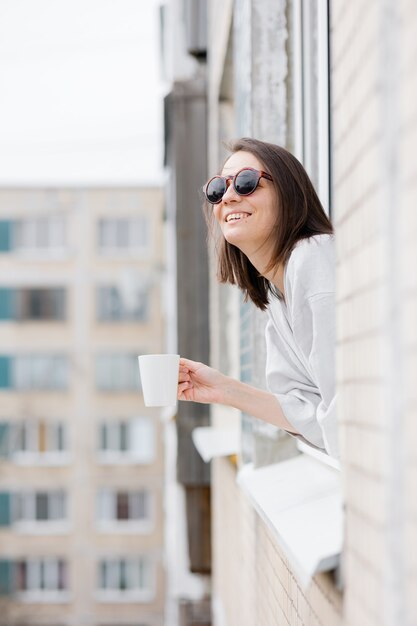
[204,167,273,205]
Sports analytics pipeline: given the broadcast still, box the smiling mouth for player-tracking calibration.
[225,212,251,223]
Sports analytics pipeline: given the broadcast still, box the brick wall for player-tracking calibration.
[212,457,342,626]
[399,2,417,623]
[332,0,417,624]
[332,0,390,622]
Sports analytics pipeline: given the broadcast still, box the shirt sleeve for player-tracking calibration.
[265,293,339,458]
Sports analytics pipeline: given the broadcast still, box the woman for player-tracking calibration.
[177,138,338,458]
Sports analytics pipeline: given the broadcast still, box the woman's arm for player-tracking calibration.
[178,357,299,435]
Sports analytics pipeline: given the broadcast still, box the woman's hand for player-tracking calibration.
[177,357,298,435]
[177,357,229,404]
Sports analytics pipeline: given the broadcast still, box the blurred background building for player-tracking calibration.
[0,186,166,625]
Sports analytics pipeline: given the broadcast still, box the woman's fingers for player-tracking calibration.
[178,369,191,383]
[179,357,200,371]
[177,380,193,399]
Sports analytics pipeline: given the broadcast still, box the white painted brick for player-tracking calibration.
[405,409,417,463]
[339,334,386,382]
[405,465,417,518]
[400,245,417,293]
[345,510,388,574]
[406,574,417,621]
[401,293,417,347]
[331,1,376,87]
[337,286,385,342]
[345,465,388,525]
[333,44,379,150]
[345,586,379,626]
[345,426,390,478]
[349,154,381,223]
[405,353,417,404]
[331,0,350,37]
[341,381,385,429]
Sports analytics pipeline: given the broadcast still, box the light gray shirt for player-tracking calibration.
[265,234,338,457]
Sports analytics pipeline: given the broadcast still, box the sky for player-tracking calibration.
[0,0,164,185]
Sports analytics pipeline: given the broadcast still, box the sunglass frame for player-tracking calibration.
[204,167,273,204]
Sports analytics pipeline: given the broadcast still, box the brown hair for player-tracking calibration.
[204,138,334,310]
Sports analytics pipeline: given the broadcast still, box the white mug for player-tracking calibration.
[138,354,180,407]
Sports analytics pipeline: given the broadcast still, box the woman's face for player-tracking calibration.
[212,151,278,258]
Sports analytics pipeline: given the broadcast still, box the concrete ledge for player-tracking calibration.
[237,454,343,587]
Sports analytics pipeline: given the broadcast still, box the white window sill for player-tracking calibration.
[191,427,240,462]
[11,452,71,466]
[296,440,341,470]
[13,521,70,534]
[96,521,153,534]
[95,589,154,603]
[12,250,72,262]
[16,591,70,603]
[97,452,154,466]
[237,454,343,587]
[98,249,150,259]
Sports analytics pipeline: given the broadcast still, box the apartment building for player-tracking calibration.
[164,0,417,625]
[0,186,166,626]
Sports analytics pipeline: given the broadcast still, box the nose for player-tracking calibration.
[222,179,239,204]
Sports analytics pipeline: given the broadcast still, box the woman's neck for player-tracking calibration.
[245,250,285,298]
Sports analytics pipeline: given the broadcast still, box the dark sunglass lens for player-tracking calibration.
[234,170,258,195]
[206,177,226,203]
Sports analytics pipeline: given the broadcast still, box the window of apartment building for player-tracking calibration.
[238,0,333,466]
[95,354,139,392]
[0,287,67,322]
[16,288,66,321]
[0,421,68,462]
[13,216,66,252]
[13,490,67,523]
[0,355,69,390]
[97,217,150,254]
[15,421,66,455]
[13,355,69,390]
[288,0,331,212]
[96,285,149,322]
[98,558,152,595]
[0,490,68,529]
[97,489,151,525]
[16,558,67,593]
[0,220,12,252]
[98,417,155,464]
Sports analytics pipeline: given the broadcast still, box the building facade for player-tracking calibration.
[0,186,166,626]
[164,0,417,625]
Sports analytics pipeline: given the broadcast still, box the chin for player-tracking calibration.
[223,233,248,251]
[223,229,240,243]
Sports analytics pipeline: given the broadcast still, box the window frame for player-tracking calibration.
[97,417,155,465]
[13,354,69,391]
[12,216,67,256]
[96,557,155,603]
[96,284,149,323]
[15,558,69,602]
[12,489,69,533]
[10,420,70,466]
[97,217,151,257]
[95,354,140,392]
[96,488,153,532]
[292,0,331,214]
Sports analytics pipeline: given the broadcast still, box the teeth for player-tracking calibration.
[226,213,249,222]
